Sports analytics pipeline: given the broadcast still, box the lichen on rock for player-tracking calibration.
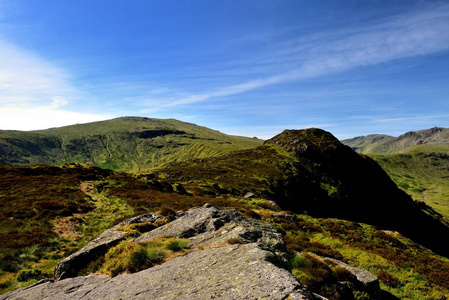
[4,205,319,299]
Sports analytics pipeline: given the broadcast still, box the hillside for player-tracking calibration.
[343,127,449,154]
[157,128,449,256]
[2,129,449,298]
[0,117,263,171]
[342,127,449,220]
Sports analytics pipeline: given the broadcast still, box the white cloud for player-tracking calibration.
[0,33,110,130]
[156,3,449,109]
[0,106,110,131]
[374,114,449,123]
[0,40,72,105]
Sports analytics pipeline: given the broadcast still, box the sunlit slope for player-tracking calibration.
[370,144,449,219]
[343,127,449,154]
[0,117,263,170]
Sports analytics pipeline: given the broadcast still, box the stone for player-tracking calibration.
[2,244,317,300]
[267,200,281,208]
[324,257,381,299]
[135,204,241,242]
[3,205,320,300]
[244,192,255,199]
[272,213,297,221]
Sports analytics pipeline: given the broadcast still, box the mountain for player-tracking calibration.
[2,128,449,298]
[0,117,263,171]
[342,127,449,220]
[157,128,449,257]
[342,127,449,154]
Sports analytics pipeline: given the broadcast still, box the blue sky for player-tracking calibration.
[0,0,448,139]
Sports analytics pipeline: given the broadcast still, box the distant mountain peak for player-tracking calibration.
[342,127,449,154]
[401,127,445,139]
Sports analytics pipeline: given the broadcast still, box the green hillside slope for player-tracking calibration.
[151,129,449,256]
[371,145,449,219]
[342,128,449,220]
[0,117,263,171]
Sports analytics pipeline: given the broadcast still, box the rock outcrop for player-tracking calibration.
[54,212,163,280]
[324,257,380,299]
[2,205,319,300]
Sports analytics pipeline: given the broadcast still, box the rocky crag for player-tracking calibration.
[1,205,380,300]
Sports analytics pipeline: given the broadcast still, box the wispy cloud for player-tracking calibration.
[0,32,110,130]
[374,114,449,123]
[0,40,73,106]
[152,3,449,109]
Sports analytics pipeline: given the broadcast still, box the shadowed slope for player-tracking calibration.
[343,127,449,220]
[265,129,449,256]
[158,128,449,257]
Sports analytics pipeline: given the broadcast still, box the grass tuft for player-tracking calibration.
[164,238,190,252]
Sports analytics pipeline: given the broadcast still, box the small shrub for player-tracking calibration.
[126,248,153,273]
[0,273,14,289]
[146,247,166,262]
[175,184,189,195]
[17,269,42,282]
[377,269,400,287]
[165,238,190,251]
[125,247,165,273]
[0,255,19,272]
[332,266,356,282]
[291,254,313,269]
[353,290,371,300]
[110,265,125,277]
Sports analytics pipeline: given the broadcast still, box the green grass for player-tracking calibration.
[0,165,134,294]
[1,162,449,298]
[165,238,190,252]
[97,238,190,276]
[0,117,263,171]
[370,146,449,221]
[274,214,449,299]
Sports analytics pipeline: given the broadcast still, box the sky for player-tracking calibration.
[0,0,448,139]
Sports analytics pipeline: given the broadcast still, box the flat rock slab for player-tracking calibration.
[2,244,316,300]
[135,204,241,242]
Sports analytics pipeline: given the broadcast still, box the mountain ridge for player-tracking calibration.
[0,117,263,170]
[342,127,449,154]
[154,128,449,257]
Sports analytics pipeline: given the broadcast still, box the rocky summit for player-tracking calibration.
[0,204,381,300]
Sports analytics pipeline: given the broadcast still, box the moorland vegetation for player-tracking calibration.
[1,120,449,299]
